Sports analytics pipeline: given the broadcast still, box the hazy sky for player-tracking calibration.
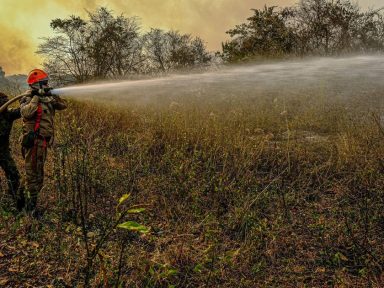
[0,0,383,75]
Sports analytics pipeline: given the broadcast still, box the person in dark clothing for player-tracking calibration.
[0,92,23,209]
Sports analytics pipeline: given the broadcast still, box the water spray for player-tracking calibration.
[1,55,384,112]
[48,55,384,101]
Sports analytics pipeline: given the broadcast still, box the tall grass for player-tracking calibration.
[1,89,383,287]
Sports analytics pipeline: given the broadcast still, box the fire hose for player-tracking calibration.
[0,88,58,113]
[0,93,29,114]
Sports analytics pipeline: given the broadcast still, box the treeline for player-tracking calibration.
[222,0,384,61]
[0,67,26,95]
[38,7,212,84]
[38,0,384,84]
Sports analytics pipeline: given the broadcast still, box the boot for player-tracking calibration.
[16,196,25,212]
[25,197,37,214]
[15,187,25,212]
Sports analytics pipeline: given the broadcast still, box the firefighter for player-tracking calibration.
[20,69,67,213]
[0,92,22,209]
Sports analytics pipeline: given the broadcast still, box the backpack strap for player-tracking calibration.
[30,103,46,166]
[34,103,43,133]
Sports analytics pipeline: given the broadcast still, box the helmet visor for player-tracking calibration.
[30,78,49,89]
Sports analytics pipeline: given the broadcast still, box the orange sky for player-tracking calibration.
[0,0,382,75]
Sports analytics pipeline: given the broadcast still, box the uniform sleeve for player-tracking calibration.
[20,95,39,119]
[52,96,67,111]
[7,108,21,121]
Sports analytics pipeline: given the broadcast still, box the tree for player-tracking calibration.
[221,1,384,61]
[38,8,143,83]
[38,16,90,83]
[86,8,144,78]
[221,6,298,61]
[0,67,5,79]
[295,0,361,55]
[353,9,384,52]
[38,7,212,83]
[142,29,211,72]
[142,28,172,72]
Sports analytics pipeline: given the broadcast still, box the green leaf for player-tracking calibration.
[193,264,203,273]
[118,193,131,206]
[167,269,178,276]
[117,221,150,233]
[127,208,146,213]
[149,266,155,276]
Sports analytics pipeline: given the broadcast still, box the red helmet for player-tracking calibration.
[27,69,49,85]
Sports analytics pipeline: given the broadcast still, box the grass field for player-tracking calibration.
[0,72,383,287]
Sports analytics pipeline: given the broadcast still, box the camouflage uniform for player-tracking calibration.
[20,92,67,211]
[0,94,21,204]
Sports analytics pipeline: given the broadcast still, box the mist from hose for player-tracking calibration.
[51,55,384,109]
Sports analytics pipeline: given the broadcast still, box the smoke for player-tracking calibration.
[0,0,98,75]
[109,0,297,50]
[0,24,40,75]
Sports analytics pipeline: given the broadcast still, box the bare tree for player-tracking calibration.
[143,29,211,72]
[38,8,145,84]
[38,16,91,83]
[86,8,144,78]
[142,29,172,72]
[295,0,361,55]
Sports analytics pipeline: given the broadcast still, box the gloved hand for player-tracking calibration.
[42,87,54,96]
[31,87,54,96]
[31,89,40,96]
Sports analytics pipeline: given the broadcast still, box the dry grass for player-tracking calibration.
[0,89,383,287]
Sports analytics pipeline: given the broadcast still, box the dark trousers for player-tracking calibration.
[0,145,20,201]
